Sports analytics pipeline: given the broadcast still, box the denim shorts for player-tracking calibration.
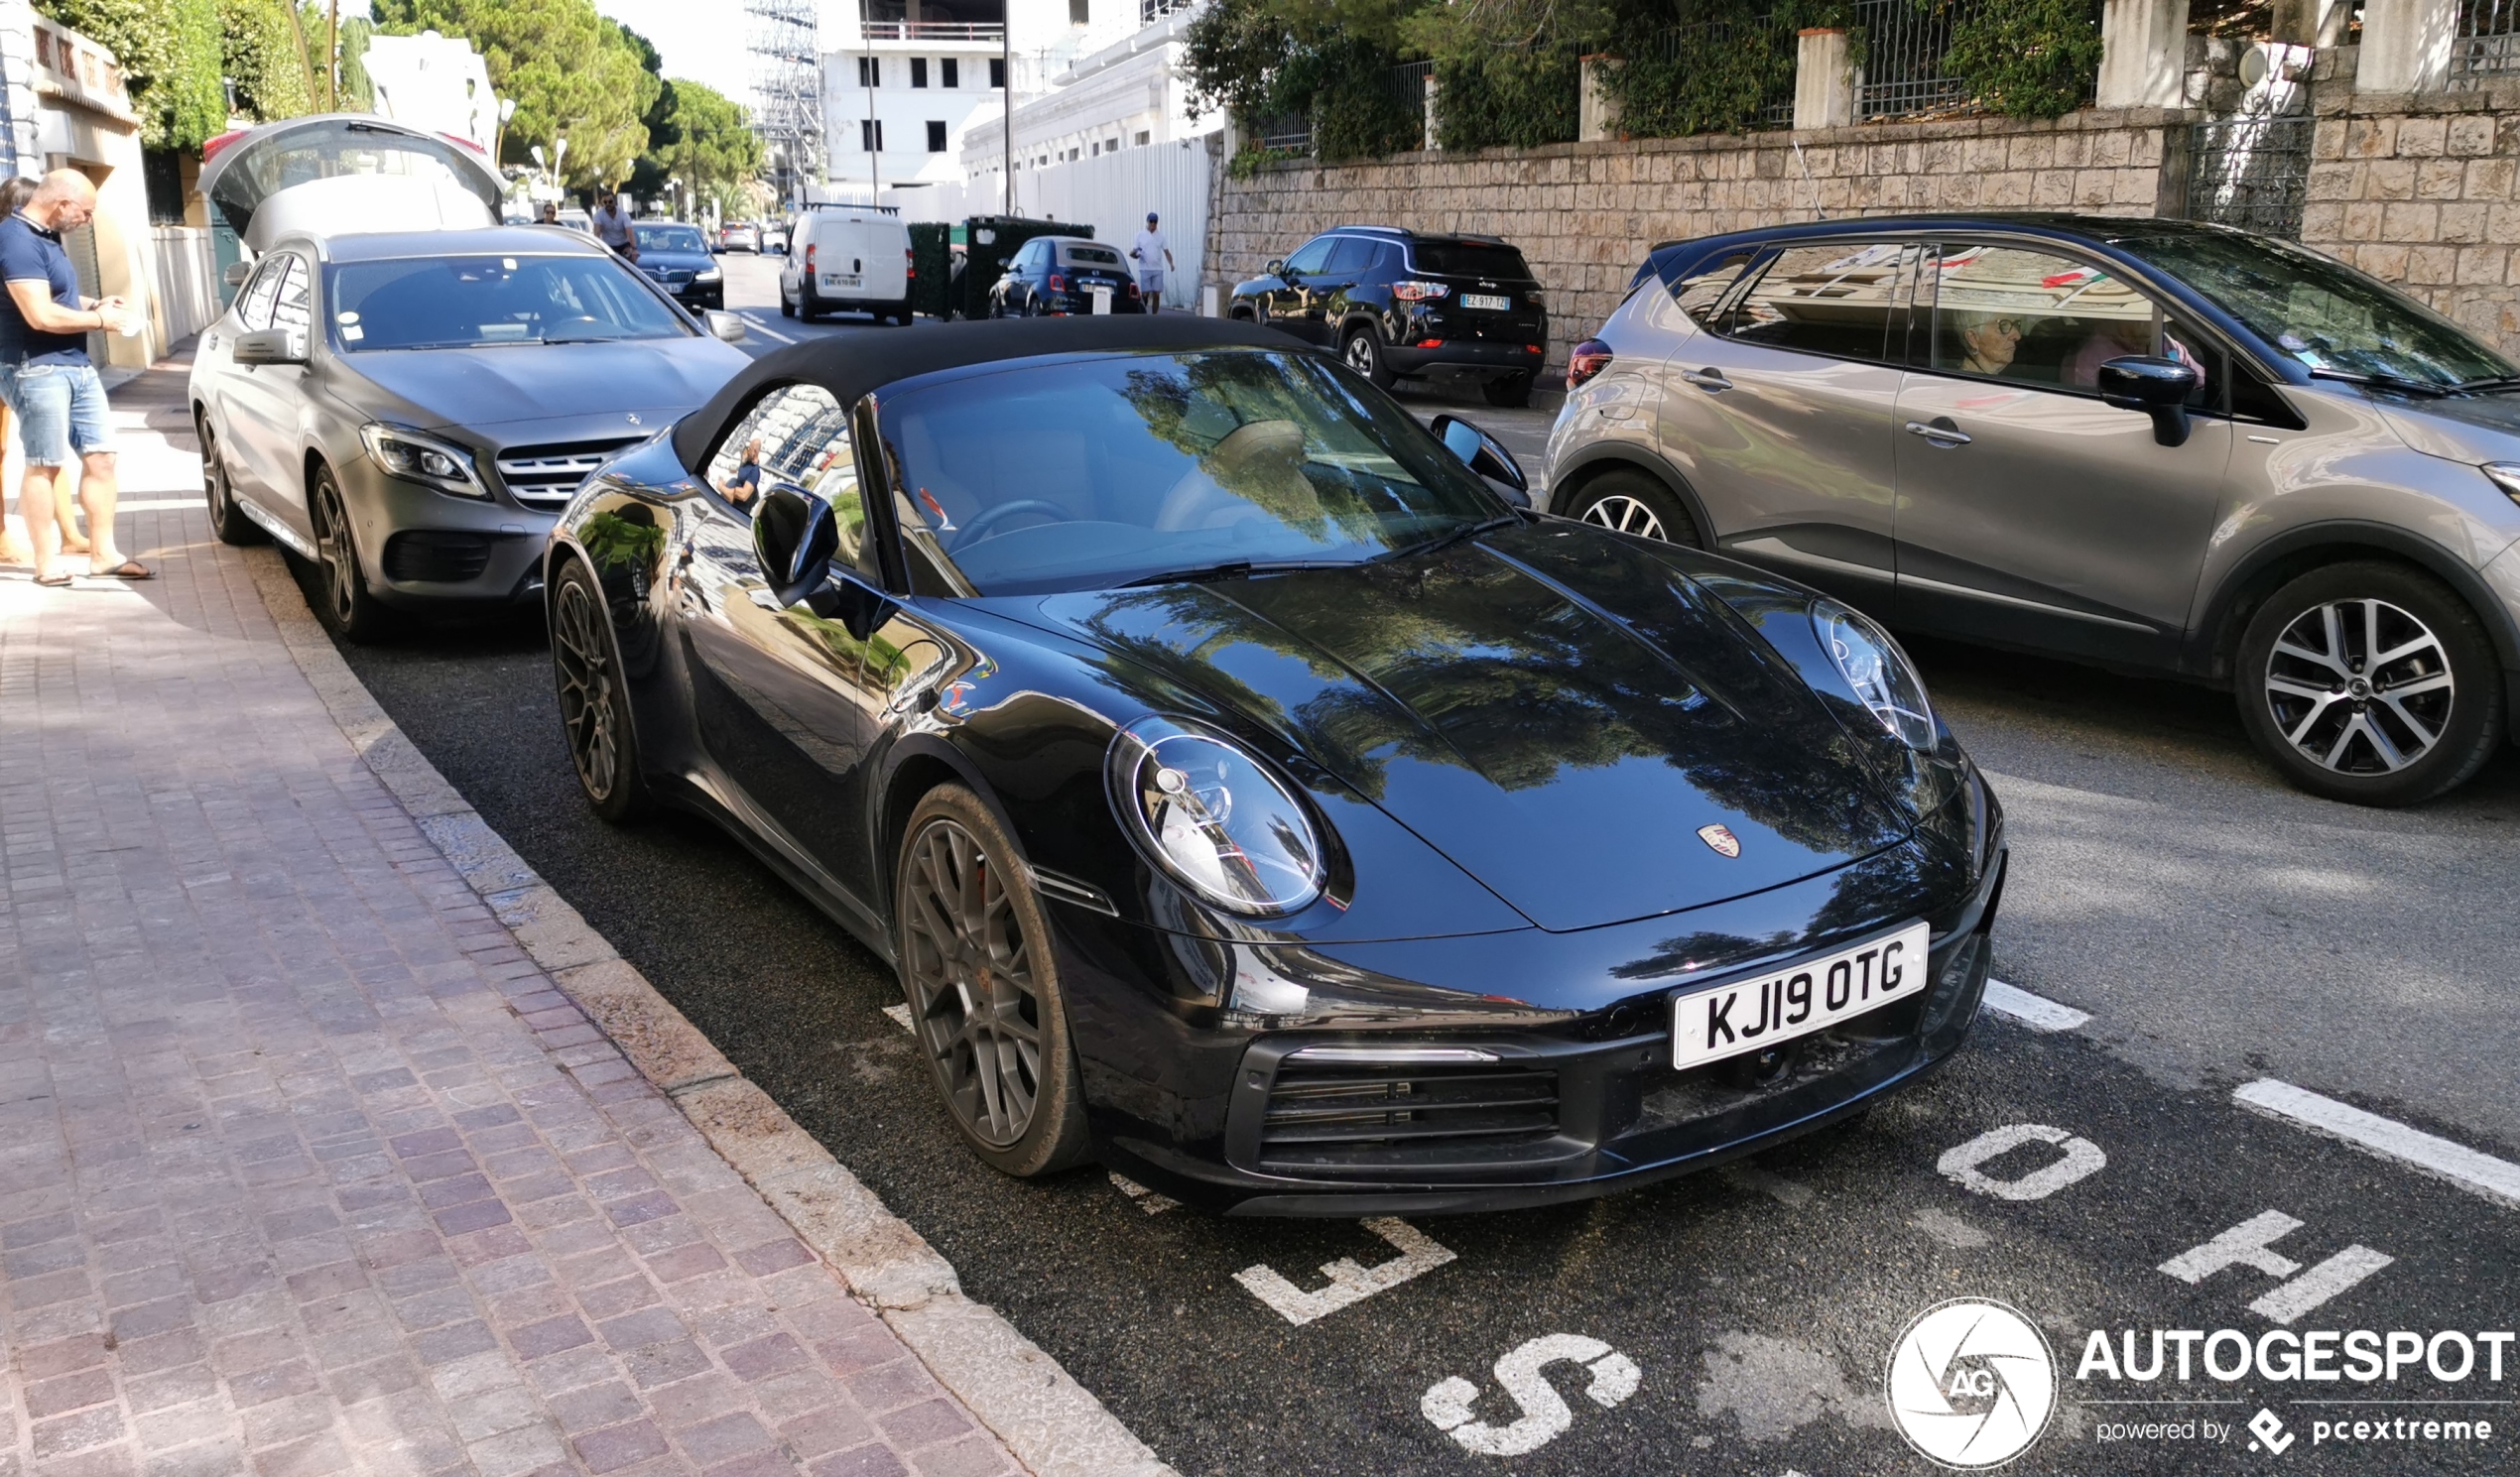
[3,361,113,466]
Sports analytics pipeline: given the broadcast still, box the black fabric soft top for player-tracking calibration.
[672,314,1309,469]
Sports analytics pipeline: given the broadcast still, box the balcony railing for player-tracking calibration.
[1141,0,1197,24]
[2452,0,2520,85]
[856,21,1005,42]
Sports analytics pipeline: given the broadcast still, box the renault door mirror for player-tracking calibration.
[2097,356,2199,448]
[231,327,305,366]
[1431,414,1530,506]
[753,485,838,606]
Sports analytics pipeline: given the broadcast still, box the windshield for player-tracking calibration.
[636,225,707,253]
[327,254,690,351]
[877,349,1509,596]
[2115,231,2516,388]
[1411,242,1534,280]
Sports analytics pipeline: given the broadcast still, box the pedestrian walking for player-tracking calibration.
[591,189,638,263]
[1,169,144,585]
[1131,212,1174,313]
[0,173,79,568]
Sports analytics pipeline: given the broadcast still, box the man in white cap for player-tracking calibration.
[1131,211,1173,313]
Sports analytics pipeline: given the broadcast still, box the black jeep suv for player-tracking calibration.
[1229,226,1549,406]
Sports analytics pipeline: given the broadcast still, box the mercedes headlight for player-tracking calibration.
[1107,717,1326,917]
[361,424,489,499]
[1813,599,1936,751]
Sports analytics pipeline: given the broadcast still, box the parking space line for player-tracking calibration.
[1109,1172,1180,1214]
[2234,1078,2520,1210]
[882,1003,913,1033]
[743,314,798,344]
[1981,979,2092,1033]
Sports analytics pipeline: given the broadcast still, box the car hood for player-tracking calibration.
[341,337,748,431]
[1027,520,1910,932]
[2371,388,2520,465]
[638,251,716,273]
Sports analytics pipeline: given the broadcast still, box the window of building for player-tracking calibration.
[911,57,928,87]
[989,57,1005,88]
[860,118,886,153]
[1089,141,1100,157]
[927,120,947,153]
[1134,130,1150,146]
[1071,0,1088,24]
[942,58,959,88]
[857,56,881,87]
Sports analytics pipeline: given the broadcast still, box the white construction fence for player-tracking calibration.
[885,134,1214,311]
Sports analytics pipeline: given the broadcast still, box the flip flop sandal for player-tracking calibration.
[33,572,71,587]
[94,560,153,580]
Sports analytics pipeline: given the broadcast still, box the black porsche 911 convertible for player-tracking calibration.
[546,315,2005,1215]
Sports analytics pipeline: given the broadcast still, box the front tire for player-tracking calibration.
[1341,324,1394,389]
[1563,467,1703,548]
[196,412,266,547]
[2234,561,2504,806]
[302,462,393,642]
[550,557,651,822]
[895,787,1090,1178]
[779,284,797,318]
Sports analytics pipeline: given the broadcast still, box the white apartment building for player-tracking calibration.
[957,0,1207,187]
[819,0,1140,204]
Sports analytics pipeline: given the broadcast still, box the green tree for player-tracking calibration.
[371,0,661,185]
[218,0,315,122]
[37,0,226,148]
[1944,0,2104,118]
[648,80,764,218]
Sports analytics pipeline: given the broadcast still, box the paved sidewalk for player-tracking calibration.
[0,366,1021,1476]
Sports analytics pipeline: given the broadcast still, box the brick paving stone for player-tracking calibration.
[1,355,1017,1477]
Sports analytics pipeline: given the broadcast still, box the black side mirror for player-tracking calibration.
[802,569,893,641]
[1431,414,1530,507]
[753,485,839,606]
[231,327,306,366]
[1266,259,1287,278]
[2097,355,2199,448]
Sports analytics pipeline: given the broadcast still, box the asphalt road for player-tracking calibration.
[315,254,2518,1474]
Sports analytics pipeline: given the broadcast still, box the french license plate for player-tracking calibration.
[1671,922,1930,1069]
[1090,286,1113,314]
[822,274,860,290]
[1461,293,1511,310]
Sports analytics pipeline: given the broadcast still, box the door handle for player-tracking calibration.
[1904,419,1972,447]
[1679,368,1732,392]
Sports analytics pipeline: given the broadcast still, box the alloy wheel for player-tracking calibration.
[901,817,1042,1147]
[314,476,358,628]
[2263,597,2455,775]
[1581,494,1666,541]
[1344,333,1375,373]
[201,424,228,520]
[551,576,620,802]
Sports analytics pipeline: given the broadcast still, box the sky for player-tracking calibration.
[596,0,765,107]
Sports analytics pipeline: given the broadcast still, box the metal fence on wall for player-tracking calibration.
[1384,60,1433,143]
[2452,0,2520,84]
[2186,115,2315,237]
[1855,0,1975,120]
[1648,12,1798,129]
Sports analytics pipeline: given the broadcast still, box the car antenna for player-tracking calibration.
[1793,141,1827,222]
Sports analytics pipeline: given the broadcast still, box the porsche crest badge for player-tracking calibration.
[1697,823,1742,858]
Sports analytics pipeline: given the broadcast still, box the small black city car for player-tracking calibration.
[546,315,2004,1214]
[1230,226,1550,407]
[988,235,1144,317]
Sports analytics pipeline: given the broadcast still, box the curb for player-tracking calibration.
[241,548,1177,1477]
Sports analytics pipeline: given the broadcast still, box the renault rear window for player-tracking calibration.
[1409,241,1534,280]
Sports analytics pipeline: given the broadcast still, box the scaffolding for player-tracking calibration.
[748,0,823,206]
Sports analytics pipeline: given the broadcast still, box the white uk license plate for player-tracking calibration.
[1671,922,1930,1069]
[822,274,860,290]
[1091,286,1112,314]
[1461,293,1511,310]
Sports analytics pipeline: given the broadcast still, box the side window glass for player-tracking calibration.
[1284,237,1335,276]
[1324,236,1375,275]
[271,257,311,337]
[769,403,869,571]
[1928,244,2156,391]
[1722,242,1915,364]
[1665,249,1757,328]
[237,259,285,329]
[703,383,843,523]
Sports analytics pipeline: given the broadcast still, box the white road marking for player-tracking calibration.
[1108,1172,1179,1215]
[742,314,798,343]
[1421,1334,1640,1457]
[2159,1209,2393,1324]
[2233,1077,2520,1210]
[1981,979,2092,1033]
[1910,1207,1990,1248]
[1720,1166,1813,1208]
[1232,1217,1455,1326]
[2248,1245,2395,1325]
[1938,1123,2107,1200]
[882,1003,913,1033]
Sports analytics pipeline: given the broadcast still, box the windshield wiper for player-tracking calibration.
[2307,366,2456,398]
[2450,374,2520,395]
[1379,514,1522,563]
[1115,558,1347,589]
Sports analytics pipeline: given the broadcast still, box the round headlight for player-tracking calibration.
[1813,599,1937,751]
[1106,717,1325,917]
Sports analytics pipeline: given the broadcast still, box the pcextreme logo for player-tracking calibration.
[1886,1298,2060,1468]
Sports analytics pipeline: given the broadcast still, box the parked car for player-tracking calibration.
[986,235,1142,317]
[556,205,594,235]
[1550,213,2520,806]
[543,315,2005,1212]
[189,117,752,641]
[632,221,725,310]
[781,204,913,323]
[761,222,788,255]
[720,221,761,253]
[1230,226,1548,407]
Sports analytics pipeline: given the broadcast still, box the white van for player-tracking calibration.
[780,204,913,324]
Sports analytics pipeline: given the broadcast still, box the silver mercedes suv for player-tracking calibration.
[1547,214,2520,806]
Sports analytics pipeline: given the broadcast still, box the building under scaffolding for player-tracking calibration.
[748,0,822,207]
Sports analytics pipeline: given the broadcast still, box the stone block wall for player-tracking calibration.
[2300,48,2520,354]
[1208,109,2191,372]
